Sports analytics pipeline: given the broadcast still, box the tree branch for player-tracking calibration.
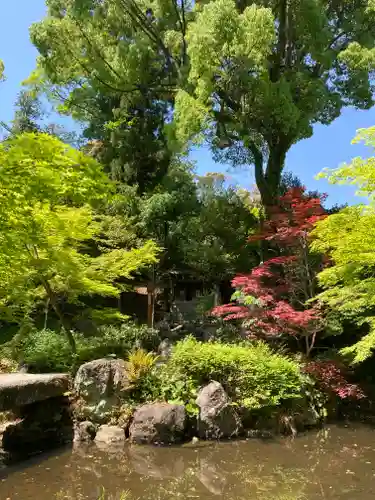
[327,31,347,51]
[74,20,125,82]
[119,0,181,78]
[171,0,187,65]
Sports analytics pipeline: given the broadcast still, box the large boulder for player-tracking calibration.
[0,373,70,411]
[95,425,125,446]
[196,381,242,440]
[74,358,129,422]
[74,420,96,443]
[129,403,186,444]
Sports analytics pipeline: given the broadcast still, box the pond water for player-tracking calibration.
[1,424,375,499]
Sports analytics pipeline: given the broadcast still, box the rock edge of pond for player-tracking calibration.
[72,358,321,450]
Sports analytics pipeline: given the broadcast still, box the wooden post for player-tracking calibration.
[147,283,155,328]
[214,283,221,307]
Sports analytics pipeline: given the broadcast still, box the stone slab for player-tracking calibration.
[0,373,70,411]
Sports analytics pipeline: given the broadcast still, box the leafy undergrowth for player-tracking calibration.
[0,324,160,373]
[156,337,304,414]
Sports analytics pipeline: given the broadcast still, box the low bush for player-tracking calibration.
[0,357,18,373]
[4,323,160,373]
[158,337,304,413]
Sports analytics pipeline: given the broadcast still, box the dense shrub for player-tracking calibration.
[0,358,18,373]
[159,337,304,412]
[5,323,160,373]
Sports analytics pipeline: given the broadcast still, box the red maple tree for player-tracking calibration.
[212,187,327,355]
[303,360,365,400]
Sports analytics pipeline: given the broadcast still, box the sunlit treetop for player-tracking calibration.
[29,0,375,205]
[317,126,375,202]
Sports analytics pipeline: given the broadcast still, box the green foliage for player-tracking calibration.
[209,321,245,343]
[7,90,80,146]
[6,323,160,373]
[317,127,375,201]
[312,127,375,364]
[175,0,375,204]
[181,173,258,281]
[0,358,18,374]
[29,0,177,193]
[195,293,216,316]
[18,329,73,372]
[126,348,159,385]
[0,133,159,343]
[28,0,375,205]
[159,337,303,412]
[113,165,257,288]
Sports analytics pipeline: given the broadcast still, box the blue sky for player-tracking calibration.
[1,0,375,207]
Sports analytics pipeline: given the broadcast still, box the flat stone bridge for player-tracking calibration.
[0,373,69,411]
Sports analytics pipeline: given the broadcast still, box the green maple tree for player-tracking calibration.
[0,133,159,351]
[312,127,375,364]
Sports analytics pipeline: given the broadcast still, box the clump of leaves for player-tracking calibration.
[303,360,365,400]
[126,349,159,385]
[0,133,159,352]
[5,323,160,373]
[108,404,134,429]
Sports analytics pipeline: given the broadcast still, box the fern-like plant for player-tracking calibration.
[126,348,159,385]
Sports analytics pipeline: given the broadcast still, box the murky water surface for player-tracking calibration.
[1,425,375,499]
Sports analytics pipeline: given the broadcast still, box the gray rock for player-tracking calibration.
[156,339,174,366]
[0,373,70,411]
[295,405,321,429]
[74,358,129,422]
[158,338,173,359]
[129,403,186,444]
[196,381,242,440]
[95,425,125,445]
[74,420,96,442]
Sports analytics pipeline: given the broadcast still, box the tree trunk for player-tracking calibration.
[251,142,288,211]
[147,282,155,329]
[213,283,221,307]
[42,279,76,353]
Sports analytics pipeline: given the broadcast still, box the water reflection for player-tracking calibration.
[1,425,375,499]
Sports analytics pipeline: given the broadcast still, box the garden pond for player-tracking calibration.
[1,424,375,499]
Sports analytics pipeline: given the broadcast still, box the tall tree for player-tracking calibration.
[174,0,375,207]
[181,173,258,284]
[29,0,187,193]
[213,187,326,355]
[30,0,375,206]
[11,90,43,134]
